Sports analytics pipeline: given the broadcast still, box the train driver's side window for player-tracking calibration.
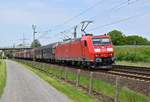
[84,40,87,47]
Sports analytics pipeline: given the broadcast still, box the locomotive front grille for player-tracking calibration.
[95,58,102,62]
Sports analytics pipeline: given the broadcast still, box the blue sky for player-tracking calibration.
[0,0,150,47]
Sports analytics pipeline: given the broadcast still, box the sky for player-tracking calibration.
[0,0,150,47]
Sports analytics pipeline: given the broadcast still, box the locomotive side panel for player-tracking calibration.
[81,36,94,62]
[55,39,84,61]
[69,39,83,61]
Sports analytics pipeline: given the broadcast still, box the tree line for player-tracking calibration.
[108,30,150,45]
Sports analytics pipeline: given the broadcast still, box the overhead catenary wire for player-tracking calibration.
[38,26,74,41]
[52,0,105,29]
[51,0,140,37]
[37,22,79,41]
[37,29,51,39]
[38,0,145,42]
[111,0,140,12]
[61,0,138,26]
[89,0,141,20]
[88,0,150,31]
[38,0,108,39]
[88,10,150,31]
[37,0,131,40]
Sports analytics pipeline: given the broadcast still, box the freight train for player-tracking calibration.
[14,34,115,69]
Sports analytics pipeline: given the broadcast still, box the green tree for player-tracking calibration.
[126,35,150,45]
[108,30,126,45]
[31,39,41,48]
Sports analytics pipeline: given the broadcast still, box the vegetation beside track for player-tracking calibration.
[116,61,150,68]
[115,46,150,63]
[0,60,6,97]
[20,62,100,102]
[17,60,150,102]
[67,71,150,102]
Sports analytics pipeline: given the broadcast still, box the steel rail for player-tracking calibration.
[112,65,150,76]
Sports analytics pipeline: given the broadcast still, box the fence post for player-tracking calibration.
[76,69,81,87]
[39,63,42,69]
[89,72,93,95]
[43,63,47,71]
[31,61,34,68]
[64,67,68,81]
[115,76,120,102]
[59,67,63,80]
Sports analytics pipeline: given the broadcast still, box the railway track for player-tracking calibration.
[107,65,150,82]
[112,65,150,75]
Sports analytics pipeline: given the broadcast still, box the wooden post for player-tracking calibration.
[43,63,47,71]
[115,76,120,102]
[43,63,46,71]
[40,63,43,69]
[64,68,67,81]
[59,67,63,80]
[76,69,81,87]
[89,72,93,95]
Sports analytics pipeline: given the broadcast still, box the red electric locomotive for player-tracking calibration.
[14,21,115,69]
[14,34,115,68]
[55,34,115,68]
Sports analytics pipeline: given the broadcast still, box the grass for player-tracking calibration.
[0,59,6,97]
[80,76,150,102]
[115,46,150,63]
[93,80,150,102]
[75,74,150,102]
[116,61,150,67]
[21,63,100,102]
[18,60,150,102]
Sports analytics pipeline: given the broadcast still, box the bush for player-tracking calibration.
[115,46,150,62]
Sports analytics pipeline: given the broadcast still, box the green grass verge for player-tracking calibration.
[0,59,6,97]
[21,63,100,102]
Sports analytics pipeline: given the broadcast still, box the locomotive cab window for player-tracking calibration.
[84,40,87,47]
[92,38,111,45]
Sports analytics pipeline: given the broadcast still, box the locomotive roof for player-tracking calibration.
[40,42,59,49]
[92,35,110,38]
[60,38,81,44]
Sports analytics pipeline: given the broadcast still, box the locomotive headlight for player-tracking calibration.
[107,48,113,52]
[94,48,101,52]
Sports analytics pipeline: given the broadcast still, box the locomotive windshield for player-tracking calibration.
[92,38,111,45]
